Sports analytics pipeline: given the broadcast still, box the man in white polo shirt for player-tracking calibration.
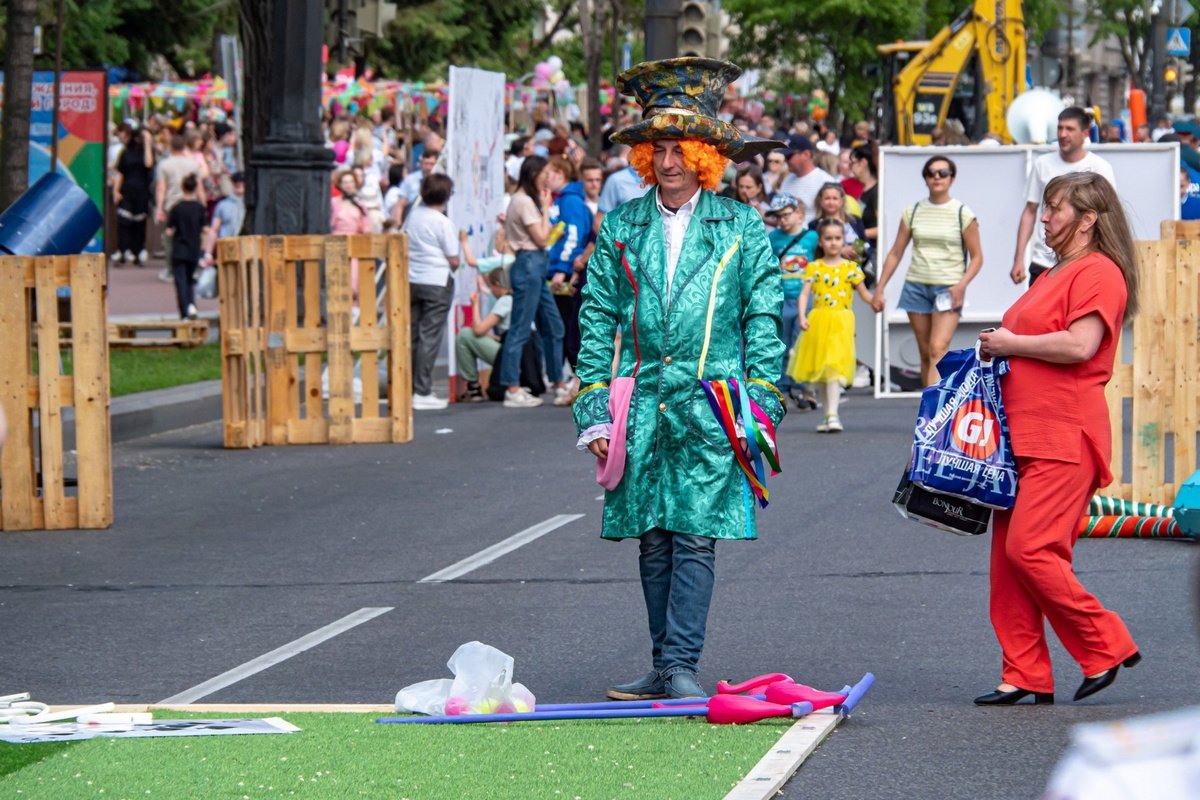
[778,134,834,224]
[1010,106,1116,286]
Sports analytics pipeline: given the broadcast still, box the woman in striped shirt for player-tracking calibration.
[870,156,983,386]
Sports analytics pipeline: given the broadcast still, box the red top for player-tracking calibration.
[1000,252,1126,479]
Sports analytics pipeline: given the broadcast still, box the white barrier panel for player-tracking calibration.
[874,144,1180,397]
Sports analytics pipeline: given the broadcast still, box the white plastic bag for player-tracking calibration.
[394,641,536,716]
[196,265,217,299]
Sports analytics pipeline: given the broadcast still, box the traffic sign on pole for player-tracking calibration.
[1167,27,1191,57]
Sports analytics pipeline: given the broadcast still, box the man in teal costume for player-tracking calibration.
[573,57,787,700]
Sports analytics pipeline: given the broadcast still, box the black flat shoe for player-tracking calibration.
[974,687,1054,706]
[1073,652,1142,702]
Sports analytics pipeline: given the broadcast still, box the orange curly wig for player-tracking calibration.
[628,140,728,192]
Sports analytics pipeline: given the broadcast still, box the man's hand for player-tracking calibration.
[155,208,166,224]
[550,273,566,290]
[587,438,609,459]
[1009,261,1026,285]
[870,291,885,313]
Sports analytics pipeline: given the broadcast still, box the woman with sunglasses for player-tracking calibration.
[871,155,983,387]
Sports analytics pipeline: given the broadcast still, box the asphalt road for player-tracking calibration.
[2,391,1197,799]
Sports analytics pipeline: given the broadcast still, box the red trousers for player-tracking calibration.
[989,439,1137,693]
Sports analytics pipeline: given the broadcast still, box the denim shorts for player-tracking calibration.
[898,281,958,314]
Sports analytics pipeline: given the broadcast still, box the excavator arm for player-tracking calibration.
[881,0,1025,145]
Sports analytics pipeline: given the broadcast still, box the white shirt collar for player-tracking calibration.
[655,186,703,216]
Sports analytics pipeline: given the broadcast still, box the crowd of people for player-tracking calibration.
[106,97,1200,416]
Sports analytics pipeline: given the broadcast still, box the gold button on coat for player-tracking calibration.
[658,402,667,411]
[664,356,672,365]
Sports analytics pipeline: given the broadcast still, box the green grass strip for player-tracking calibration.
[0,711,792,799]
[35,344,222,397]
[107,344,222,397]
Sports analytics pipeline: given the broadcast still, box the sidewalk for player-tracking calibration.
[106,255,219,321]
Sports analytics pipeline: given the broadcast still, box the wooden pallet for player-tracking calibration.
[217,234,412,448]
[107,319,209,349]
[1106,220,1200,503]
[0,254,112,531]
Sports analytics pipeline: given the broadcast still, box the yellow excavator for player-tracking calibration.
[878,0,1026,144]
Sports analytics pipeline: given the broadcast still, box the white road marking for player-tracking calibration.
[158,607,394,705]
[418,514,585,583]
[595,494,604,501]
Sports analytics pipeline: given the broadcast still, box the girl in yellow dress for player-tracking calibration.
[789,218,873,432]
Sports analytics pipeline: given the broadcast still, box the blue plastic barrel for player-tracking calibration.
[0,172,103,256]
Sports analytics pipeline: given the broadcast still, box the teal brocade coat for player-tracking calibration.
[573,189,786,540]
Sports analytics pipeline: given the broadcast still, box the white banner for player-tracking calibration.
[445,66,506,381]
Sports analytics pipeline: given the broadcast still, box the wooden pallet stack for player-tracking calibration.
[217,234,412,448]
[0,255,112,531]
[1106,220,1200,504]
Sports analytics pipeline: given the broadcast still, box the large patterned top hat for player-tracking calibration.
[611,57,784,162]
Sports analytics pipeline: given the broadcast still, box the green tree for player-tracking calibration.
[1082,0,1151,91]
[1,0,37,208]
[723,0,917,124]
[371,0,541,80]
[0,0,239,80]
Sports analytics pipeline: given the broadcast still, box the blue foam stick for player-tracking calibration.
[377,705,711,725]
[533,694,766,712]
[837,673,875,717]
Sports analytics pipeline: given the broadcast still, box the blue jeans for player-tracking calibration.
[778,297,801,392]
[498,250,565,387]
[638,528,716,677]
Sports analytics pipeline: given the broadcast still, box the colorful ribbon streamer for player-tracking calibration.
[700,378,781,508]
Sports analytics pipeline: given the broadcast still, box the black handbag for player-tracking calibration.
[893,469,991,536]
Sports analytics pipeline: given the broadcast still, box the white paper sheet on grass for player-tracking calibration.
[0,717,299,744]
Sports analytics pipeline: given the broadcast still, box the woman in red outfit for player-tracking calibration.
[976,172,1141,706]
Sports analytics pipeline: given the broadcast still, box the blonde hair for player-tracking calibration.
[1044,172,1139,322]
[628,140,727,191]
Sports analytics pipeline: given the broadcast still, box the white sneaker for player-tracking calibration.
[817,415,844,433]
[503,388,543,408]
[137,249,148,265]
[852,363,871,389]
[185,303,199,320]
[412,393,448,410]
[157,268,172,283]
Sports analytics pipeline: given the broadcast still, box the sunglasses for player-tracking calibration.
[924,168,953,179]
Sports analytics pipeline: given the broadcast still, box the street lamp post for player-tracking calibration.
[247,0,334,236]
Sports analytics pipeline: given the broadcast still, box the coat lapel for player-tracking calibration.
[617,192,667,315]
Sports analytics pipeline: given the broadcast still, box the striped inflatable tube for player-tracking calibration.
[1076,515,1188,539]
[1088,495,1175,518]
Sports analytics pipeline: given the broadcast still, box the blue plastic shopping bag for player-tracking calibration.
[909,346,1017,510]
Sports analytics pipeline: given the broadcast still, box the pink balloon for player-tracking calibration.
[535,63,553,79]
[531,76,550,89]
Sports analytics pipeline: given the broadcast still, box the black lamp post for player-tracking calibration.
[247,0,334,235]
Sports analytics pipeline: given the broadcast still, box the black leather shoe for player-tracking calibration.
[1073,652,1142,702]
[974,687,1055,705]
[606,670,666,701]
[664,671,707,699]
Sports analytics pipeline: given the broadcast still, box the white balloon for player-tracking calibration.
[1005,89,1065,145]
[547,56,563,71]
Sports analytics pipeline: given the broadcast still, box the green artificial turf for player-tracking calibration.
[0,712,793,799]
[37,344,222,397]
[107,344,222,396]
